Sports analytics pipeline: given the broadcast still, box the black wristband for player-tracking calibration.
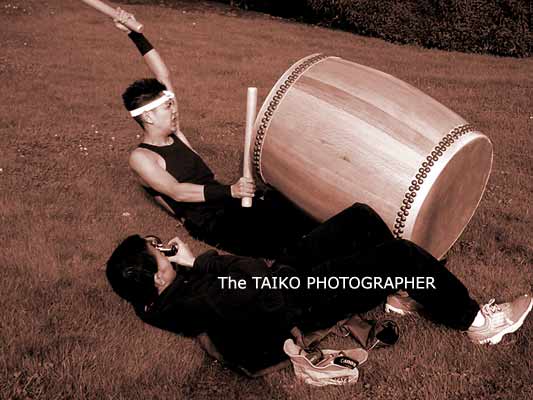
[128,31,154,56]
[204,184,232,202]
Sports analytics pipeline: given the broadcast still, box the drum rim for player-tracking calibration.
[397,127,493,259]
[251,53,333,183]
[392,124,476,238]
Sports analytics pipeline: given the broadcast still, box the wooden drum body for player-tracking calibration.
[251,54,493,259]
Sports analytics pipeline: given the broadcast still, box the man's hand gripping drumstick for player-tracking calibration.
[81,0,144,33]
[112,8,180,131]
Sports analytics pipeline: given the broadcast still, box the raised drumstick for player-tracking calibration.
[242,87,257,208]
[80,0,144,33]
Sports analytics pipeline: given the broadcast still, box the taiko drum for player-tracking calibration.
[251,54,493,259]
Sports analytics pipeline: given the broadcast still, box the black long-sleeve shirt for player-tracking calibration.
[136,251,292,373]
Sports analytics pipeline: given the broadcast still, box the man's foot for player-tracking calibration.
[384,291,423,315]
[467,295,533,345]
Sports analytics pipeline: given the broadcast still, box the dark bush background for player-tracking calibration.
[125,0,532,57]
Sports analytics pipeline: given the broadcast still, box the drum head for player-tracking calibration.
[407,133,492,258]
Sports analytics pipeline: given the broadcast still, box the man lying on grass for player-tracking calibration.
[113,9,316,258]
[106,202,532,376]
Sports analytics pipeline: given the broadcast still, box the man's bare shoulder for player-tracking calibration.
[129,147,163,172]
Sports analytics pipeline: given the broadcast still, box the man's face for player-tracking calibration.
[146,240,177,293]
[147,94,177,133]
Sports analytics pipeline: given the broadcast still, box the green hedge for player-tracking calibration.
[217,0,533,57]
[124,1,532,57]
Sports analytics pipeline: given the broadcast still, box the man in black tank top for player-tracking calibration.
[113,10,317,258]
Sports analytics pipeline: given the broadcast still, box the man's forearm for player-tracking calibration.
[143,49,174,93]
[168,182,232,203]
[128,32,174,92]
[168,182,205,202]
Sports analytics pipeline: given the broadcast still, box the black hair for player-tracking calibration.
[121,79,167,129]
[106,234,158,307]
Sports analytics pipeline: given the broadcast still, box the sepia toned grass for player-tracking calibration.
[0,0,531,399]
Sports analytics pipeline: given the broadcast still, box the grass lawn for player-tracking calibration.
[1,0,532,399]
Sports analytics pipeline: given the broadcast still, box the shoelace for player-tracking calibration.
[483,298,516,328]
[482,299,502,315]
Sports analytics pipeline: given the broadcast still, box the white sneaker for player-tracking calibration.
[467,295,533,345]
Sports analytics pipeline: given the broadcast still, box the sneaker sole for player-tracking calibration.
[483,297,533,345]
[384,303,412,316]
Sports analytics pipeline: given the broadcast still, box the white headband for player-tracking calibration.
[129,90,175,117]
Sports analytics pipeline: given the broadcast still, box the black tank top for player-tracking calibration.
[138,134,221,222]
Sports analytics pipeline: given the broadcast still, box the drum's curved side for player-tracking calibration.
[252,54,331,182]
[304,57,469,144]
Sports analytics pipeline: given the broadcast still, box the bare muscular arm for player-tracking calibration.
[129,149,206,202]
[129,149,255,203]
[115,9,254,203]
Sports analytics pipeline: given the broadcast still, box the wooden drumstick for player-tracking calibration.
[81,0,144,33]
[242,87,257,208]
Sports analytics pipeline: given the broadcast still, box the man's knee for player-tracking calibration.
[346,202,379,219]
[345,202,390,233]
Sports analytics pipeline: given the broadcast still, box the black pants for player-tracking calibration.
[281,203,480,331]
[186,190,318,259]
